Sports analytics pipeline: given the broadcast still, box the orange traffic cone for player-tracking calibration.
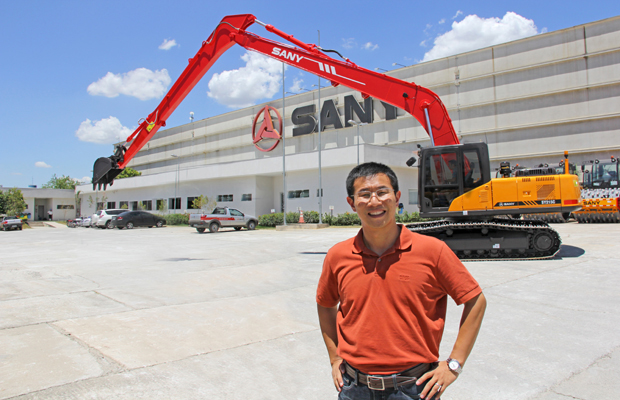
[299,210,305,223]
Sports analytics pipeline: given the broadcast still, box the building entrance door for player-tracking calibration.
[37,205,45,221]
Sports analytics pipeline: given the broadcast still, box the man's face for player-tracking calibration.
[346,173,401,230]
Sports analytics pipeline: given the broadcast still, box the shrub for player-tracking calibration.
[166,213,189,225]
[303,210,320,223]
[258,213,283,227]
[395,211,425,223]
[333,212,361,226]
[286,211,300,223]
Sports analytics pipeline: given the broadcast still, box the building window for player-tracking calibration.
[130,201,138,211]
[141,200,152,210]
[187,197,197,209]
[120,201,129,210]
[408,189,418,205]
[107,202,116,209]
[217,194,233,202]
[316,188,323,197]
[156,199,166,212]
[288,190,309,199]
[96,202,105,210]
[56,205,74,209]
[241,193,252,201]
[169,197,181,210]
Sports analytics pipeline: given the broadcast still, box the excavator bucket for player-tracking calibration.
[92,157,123,191]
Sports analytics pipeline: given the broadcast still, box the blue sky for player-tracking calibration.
[1,0,618,188]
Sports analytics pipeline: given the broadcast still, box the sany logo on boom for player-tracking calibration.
[271,46,365,87]
[272,47,303,63]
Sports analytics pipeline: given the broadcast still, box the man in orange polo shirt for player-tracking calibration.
[317,162,486,399]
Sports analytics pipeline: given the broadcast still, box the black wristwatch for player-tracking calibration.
[446,358,463,375]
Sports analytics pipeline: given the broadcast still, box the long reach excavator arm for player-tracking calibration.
[92,13,458,190]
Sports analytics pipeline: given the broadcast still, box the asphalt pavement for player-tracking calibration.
[0,222,618,399]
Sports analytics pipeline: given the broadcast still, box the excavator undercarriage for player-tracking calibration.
[407,218,561,260]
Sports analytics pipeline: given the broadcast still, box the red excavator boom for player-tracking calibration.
[92,13,458,189]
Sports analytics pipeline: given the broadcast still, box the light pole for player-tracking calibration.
[317,29,323,224]
[282,62,287,225]
[348,120,368,165]
[392,62,406,68]
[171,154,179,212]
[374,67,388,72]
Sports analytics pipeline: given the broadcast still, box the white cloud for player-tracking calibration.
[80,176,92,183]
[342,38,356,49]
[439,19,446,24]
[452,10,463,20]
[363,42,379,51]
[35,161,51,168]
[159,39,177,50]
[75,116,132,145]
[422,12,540,62]
[207,51,284,108]
[289,78,304,93]
[87,68,171,100]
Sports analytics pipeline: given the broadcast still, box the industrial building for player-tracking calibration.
[77,15,620,219]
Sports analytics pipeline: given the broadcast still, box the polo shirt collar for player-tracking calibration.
[352,224,413,256]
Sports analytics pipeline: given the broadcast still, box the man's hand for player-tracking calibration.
[331,358,344,391]
[416,361,457,399]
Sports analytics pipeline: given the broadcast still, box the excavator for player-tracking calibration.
[91,13,582,260]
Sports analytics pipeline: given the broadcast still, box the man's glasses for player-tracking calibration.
[353,189,394,202]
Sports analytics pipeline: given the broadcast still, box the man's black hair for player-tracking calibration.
[346,162,399,197]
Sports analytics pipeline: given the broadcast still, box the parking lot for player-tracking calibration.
[1,223,619,399]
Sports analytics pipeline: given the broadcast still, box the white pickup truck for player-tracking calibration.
[2,216,23,231]
[189,207,258,233]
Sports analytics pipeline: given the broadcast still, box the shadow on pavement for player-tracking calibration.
[554,245,585,259]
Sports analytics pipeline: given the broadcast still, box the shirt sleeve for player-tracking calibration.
[316,251,340,308]
[435,242,482,305]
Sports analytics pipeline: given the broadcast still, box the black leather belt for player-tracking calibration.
[344,362,434,391]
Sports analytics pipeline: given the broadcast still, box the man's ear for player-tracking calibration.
[395,190,401,203]
[346,196,356,212]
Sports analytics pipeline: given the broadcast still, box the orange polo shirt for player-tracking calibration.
[316,225,481,374]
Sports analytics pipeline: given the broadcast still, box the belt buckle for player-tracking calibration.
[367,375,386,391]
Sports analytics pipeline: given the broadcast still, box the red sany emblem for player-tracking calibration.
[252,105,282,152]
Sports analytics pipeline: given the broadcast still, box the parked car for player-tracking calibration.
[2,216,23,231]
[188,207,258,233]
[67,217,82,228]
[95,209,126,229]
[111,211,166,229]
[81,216,92,227]
[90,212,100,227]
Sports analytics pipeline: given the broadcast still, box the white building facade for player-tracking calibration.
[77,16,620,219]
[1,187,76,221]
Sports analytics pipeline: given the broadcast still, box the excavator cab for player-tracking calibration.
[417,143,491,216]
[581,158,620,189]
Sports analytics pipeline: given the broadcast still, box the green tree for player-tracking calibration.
[0,190,7,214]
[116,167,142,179]
[191,195,217,211]
[43,174,78,189]
[74,190,82,216]
[4,188,27,216]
